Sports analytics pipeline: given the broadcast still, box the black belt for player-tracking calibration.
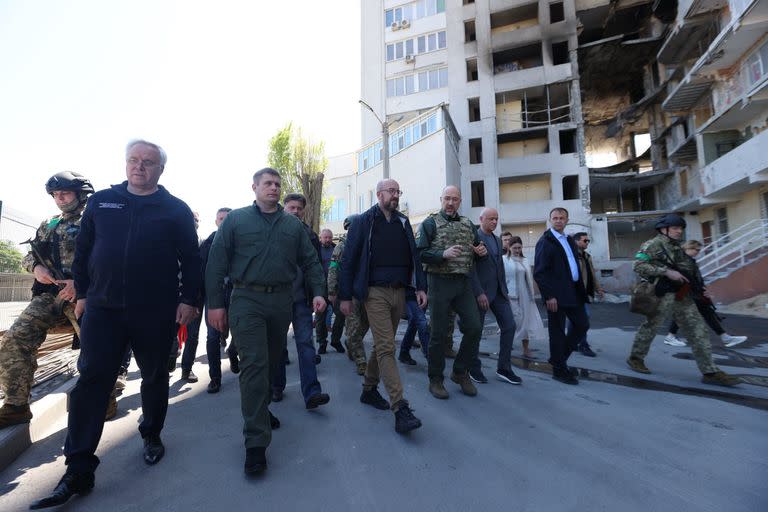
[232,282,289,293]
[427,273,468,279]
[369,282,406,289]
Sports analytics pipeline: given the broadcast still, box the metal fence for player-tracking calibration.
[0,273,33,302]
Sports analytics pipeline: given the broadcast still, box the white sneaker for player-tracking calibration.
[664,334,686,347]
[721,333,747,348]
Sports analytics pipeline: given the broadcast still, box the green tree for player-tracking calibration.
[267,123,328,233]
[0,240,24,273]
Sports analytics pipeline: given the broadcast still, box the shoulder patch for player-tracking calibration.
[46,217,61,230]
[634,252,651,261]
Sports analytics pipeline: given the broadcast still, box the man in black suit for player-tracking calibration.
[533,207,588,385]
[470,208,521,385]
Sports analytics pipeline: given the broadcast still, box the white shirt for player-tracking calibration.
[550,228,579,282]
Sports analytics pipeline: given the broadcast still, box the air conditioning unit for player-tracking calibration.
[405,54,415,63]
[400,19,411,28]
[391,21,401,30]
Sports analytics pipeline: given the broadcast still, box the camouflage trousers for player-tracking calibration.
[0,293,65,405]
[630,293,718,374]
[345,299,369,365]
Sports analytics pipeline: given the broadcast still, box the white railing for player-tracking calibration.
[698,218,768,278]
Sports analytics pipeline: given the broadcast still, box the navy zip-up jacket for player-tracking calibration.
[339,204,426,302]
[72,182,201,309]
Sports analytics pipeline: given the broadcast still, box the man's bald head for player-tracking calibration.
[376,178,401,214]
[479,207,499,234]
[440,185,462,216]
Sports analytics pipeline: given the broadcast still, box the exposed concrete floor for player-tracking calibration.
[0,304,766,511]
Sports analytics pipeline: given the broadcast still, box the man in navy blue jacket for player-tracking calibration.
[339,179,427,434]
[31,139,201,510]
[533,207,588,386]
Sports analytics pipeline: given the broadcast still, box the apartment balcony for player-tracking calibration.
[699,80,768,133]
[498,199,582,224]
[491,24,542,50]
[666,121,698,160]
[498,152,580,178]
[677,0,728,20]
[495,82,572,135]
[493,63,572,93]
[662,74,714,112]
[656,16,716,65]
[700,129,768,198]
[490,3,541,49]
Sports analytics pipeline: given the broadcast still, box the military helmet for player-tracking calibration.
[654,213,686,230]
[45,171,95,195]
[343,214,358,231]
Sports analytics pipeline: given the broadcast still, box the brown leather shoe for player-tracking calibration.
[429,377,449,399]
[105,396,118,421]
[450,372,477,396]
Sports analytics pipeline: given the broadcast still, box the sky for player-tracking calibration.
[0,0,361,236]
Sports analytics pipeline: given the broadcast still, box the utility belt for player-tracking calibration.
[232,282,290,294]
[427,272,469,280]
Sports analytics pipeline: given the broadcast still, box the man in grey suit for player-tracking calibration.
[470,208,521,385]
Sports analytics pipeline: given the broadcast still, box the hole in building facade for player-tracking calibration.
[471,180,486,207]
[469,138,483,164]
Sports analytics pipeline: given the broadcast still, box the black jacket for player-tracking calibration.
[533,229,587,307]
[339,205,426,302]
[72,182,201,309]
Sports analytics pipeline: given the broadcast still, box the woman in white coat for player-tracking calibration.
[502,235,545,360]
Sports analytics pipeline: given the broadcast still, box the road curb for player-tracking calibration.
[0,376,76,472]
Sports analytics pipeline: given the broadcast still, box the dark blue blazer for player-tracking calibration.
[471,229,508,302]
[533,229,587,307]
[339,205,426,302]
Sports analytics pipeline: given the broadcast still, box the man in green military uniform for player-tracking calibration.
[205,167,326,475]
[0,172,96,428]
[626,213,740,386]
[416,185,488,399]
[327,215,368,375]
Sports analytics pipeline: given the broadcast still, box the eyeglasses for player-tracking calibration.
[583,240,591,244]
[127,157,160,169]
[381,188,403,196]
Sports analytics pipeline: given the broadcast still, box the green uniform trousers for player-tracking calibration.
[344,299,369,365]
[229,288,292,448]
[426,274,482,379]
[630,293,719,374]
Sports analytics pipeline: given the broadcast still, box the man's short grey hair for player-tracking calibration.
[126,139,168,167]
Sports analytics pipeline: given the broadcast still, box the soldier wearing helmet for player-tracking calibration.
[625,213,740,387]
[0,172,114,428]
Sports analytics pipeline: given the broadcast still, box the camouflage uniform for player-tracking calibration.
[628,234,718,374]
[0,207,83,406]
[327,235,367,367]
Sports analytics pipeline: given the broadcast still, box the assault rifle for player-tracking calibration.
[23,238,81,340]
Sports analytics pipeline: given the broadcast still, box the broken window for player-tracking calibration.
[468,97,481,122]
[562,175,579,200]
[551,41,569,65]
[493,43,543,74]
[559,129,576,154]
[549,2,564,23]
[471,180,485,207]
[469,138,483,164]
[490,3,538,33]
[464,19,477,42]
[466,58,479,81]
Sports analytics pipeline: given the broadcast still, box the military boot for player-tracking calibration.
[428,377,449,399]
[0,403,33,429]
[356,362,367,376]
[626,357,651,374]
[702,371,741,387]
[450,371,478,396]
[105,395,118,421]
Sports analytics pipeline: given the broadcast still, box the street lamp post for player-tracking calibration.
[359,100,390,180]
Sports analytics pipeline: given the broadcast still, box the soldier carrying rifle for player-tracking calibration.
[0,171,95,428]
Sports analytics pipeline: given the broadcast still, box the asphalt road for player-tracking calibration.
[1,304,766,511]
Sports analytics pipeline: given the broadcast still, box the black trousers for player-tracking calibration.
[64,303,177,474]
[546,301,589,372]
[669,299,724,336]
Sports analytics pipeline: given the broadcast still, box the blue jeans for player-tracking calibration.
[273,301,322,403]
[567,303,591,348]
[401,299,430,358]
[204,307,223,381]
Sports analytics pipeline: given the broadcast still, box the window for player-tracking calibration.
[385,0,445,28]
[464,20,476,42]
[325,199,347,222]
[471,181,485,207]
[552,41,569,65]
[716,208,729,244]
[387,30,446,62]
[743,39,768,90]
[549,2,564,23]
[559,129,576,154]
[386,66,448,97]
[562,176,579,200]
[469,138,483,164]
[466,58,478,81]
[468,97,481,122]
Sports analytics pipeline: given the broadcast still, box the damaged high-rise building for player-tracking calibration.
[322,0,767,297]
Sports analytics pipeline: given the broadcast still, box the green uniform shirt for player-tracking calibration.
[633,234,687,280]
[326,234,346,296]
[205,202,326,309]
